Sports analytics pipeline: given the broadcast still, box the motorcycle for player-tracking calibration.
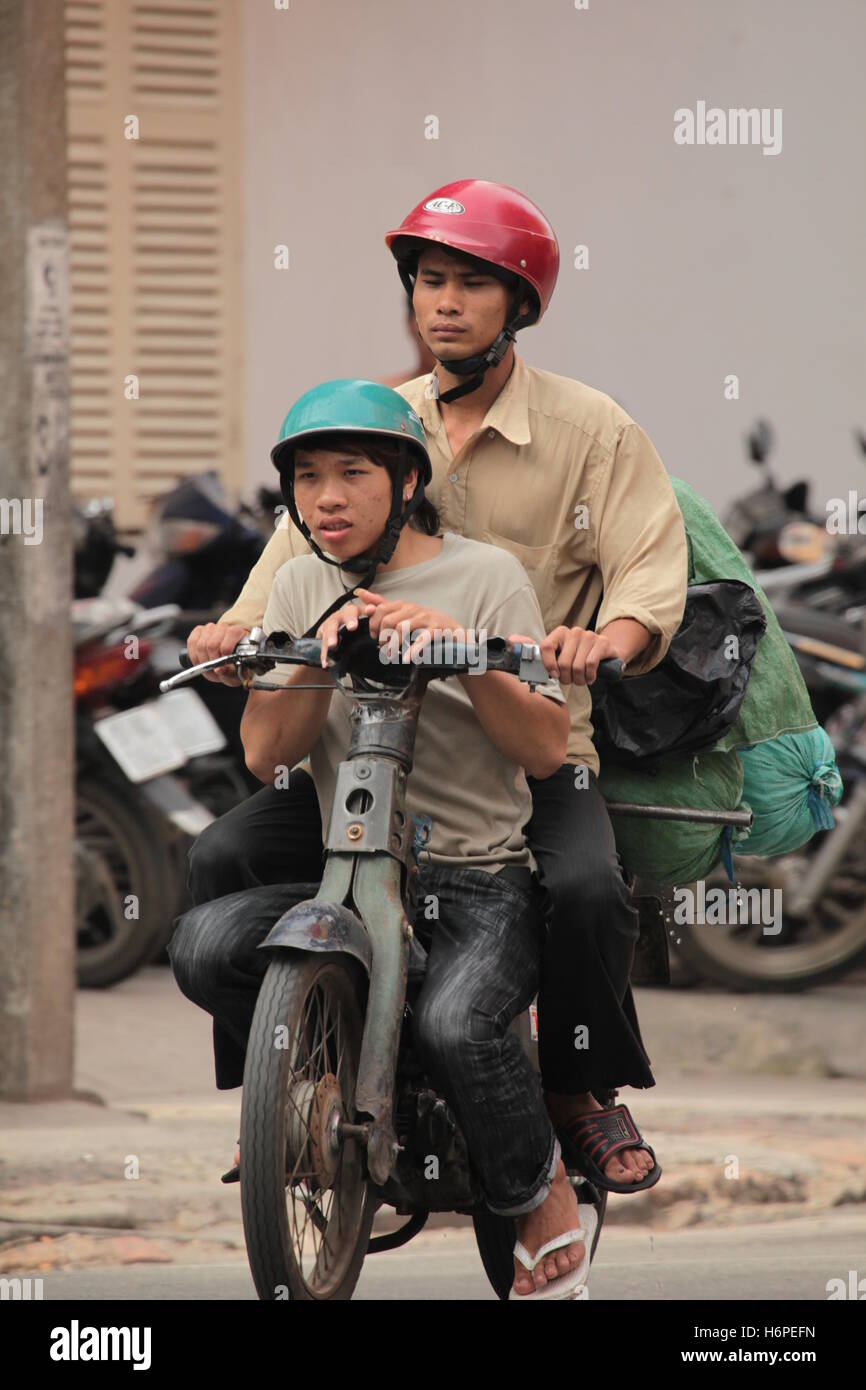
[735,423,866,612]
[74,497,135,600]
[722,419,825,570]
[127,470,266,615]
[162,622,750,1300]
[124,470,266,802]
[74,597,224,986]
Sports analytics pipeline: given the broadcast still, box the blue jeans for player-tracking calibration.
[169,862,559,1216]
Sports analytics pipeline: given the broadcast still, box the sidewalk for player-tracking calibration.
[1,967,865,1273]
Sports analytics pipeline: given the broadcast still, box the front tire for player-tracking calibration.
[240,952,374,1300]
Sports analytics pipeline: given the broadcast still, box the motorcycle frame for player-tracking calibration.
[258,676,432,1188]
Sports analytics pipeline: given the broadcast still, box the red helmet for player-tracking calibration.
[385,179,559,326]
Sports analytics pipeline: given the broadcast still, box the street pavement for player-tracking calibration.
[30,1212,866,1300]
[1,964,865,1301]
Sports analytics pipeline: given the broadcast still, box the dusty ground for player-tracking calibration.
[1,965,864,1276]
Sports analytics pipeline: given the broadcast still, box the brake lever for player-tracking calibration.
[159,626,271,692]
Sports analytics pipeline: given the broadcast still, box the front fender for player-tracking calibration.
[259,900,372,977]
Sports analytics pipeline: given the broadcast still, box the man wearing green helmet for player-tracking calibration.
[187,179,687,1213]
[173,375,602,1297]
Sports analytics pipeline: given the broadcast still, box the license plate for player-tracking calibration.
[94,705,188,783]
[93,690,226,784]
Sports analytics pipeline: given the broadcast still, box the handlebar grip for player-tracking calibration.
[595,657,625,681]
[179,650,192,670]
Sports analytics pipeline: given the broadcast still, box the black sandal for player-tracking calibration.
[557,1103,662,1194]
[220,1140,240,1184]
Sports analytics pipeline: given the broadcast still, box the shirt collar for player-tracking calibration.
[415,352,531,448]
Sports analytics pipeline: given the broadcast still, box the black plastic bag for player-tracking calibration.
[590,580,766,765]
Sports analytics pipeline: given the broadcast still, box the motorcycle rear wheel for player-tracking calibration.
[240,952,374,1300]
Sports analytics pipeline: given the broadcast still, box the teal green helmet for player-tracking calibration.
[270,379,432,578]
[271,378,431,483]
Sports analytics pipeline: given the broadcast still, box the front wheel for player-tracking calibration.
[240,952,375,1300]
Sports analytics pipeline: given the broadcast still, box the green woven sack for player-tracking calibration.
[670,477,846,861]
[598,749,745,885]
[597,478,825,883]
[669,477,817,750]
[733,727,843,857]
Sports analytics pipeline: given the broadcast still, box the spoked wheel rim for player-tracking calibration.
[241,955,372,1301]
[282,976,367,1294]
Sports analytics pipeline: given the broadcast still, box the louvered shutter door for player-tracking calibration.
[65,0,243,529]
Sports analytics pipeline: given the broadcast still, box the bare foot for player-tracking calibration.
[545,1092,655,1184]
[512,1161,587,1296]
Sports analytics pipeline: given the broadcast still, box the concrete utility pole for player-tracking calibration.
[0,0,74,1098]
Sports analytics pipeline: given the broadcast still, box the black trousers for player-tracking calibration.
[186,764,655,1096]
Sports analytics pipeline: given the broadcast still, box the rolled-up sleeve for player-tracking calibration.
[591,423,688,677]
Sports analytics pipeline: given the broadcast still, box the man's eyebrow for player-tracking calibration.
[296,454,366,465]
[419,264,489,276]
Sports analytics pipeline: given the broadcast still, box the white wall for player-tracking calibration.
[240,0,865,517]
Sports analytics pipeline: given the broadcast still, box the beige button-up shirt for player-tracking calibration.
[221,354,688,773]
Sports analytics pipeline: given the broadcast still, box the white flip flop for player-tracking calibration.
[508,1203,598,1301]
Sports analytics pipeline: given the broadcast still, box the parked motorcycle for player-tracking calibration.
[162,622,750,1299]
[75,597,223,986]
[73,498,135,600]
[125,470,266,800]
[128,471,265,615]
[733,422,866,610]
[722,420,824,569]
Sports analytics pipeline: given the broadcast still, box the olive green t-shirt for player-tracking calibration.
[260,532,566,875]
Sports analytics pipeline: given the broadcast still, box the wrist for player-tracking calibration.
[596,618,651,664]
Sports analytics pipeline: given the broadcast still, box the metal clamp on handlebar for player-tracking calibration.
[513,642,549,692]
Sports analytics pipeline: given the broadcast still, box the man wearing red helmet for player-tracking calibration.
[190,179,687,1202]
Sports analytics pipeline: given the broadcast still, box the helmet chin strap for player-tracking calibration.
[433,317,519,404]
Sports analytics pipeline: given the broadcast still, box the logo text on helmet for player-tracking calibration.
[423,198,466,216]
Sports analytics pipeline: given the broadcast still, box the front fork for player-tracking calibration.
[311,852,410,1188]
[350,855,411,1186]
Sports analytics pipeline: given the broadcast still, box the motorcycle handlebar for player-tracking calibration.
[160,622,626,694]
